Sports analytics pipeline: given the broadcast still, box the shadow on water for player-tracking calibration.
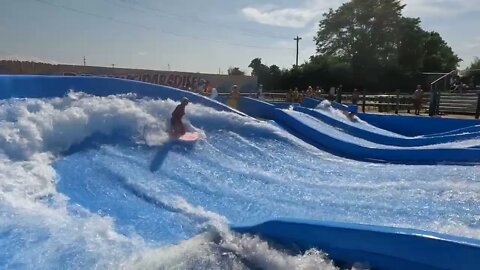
[62,131,131,156]
[149,140,196,172]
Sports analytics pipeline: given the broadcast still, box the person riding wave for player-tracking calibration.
[170,97,189,137]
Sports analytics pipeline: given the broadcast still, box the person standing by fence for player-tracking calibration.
[227,84,240,109]
[336,84,343,103]
[351,88,359,105]
[328,86,336,101]
[315,86,322,97]
[413,85,423,115]
[293,87,300,102]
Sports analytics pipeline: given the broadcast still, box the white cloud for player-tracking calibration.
[241,0,480,28]
[241,0,344,28]
[241,7,319,28]
[240,0,480,68]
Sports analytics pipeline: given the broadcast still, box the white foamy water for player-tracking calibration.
[0,92,343,269]
[314,100,408,138]
[286,109,480,149]
[0,92,478,269]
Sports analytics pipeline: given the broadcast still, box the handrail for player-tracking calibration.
[429,70,457,116]
[430,70,456,86]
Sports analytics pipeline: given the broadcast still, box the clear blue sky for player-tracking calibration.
[1,0,479,73]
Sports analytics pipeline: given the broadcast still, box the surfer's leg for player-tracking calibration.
[171,118,186,136]
[179,124,186,135]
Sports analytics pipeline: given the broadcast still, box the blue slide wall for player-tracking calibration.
[301,97,356,112]
[359,113,479,137]
[0,75,244,115]
[233,219,480,270]
[238,97,480,164]
[294,106,480,147]
[422,124,480,137]
[301,97,479,137]
[1,76,479,269]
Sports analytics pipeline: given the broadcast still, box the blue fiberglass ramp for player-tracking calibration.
[239,97,480,165]
[422,124,480,137]
[1,76,480,270]
[233,219,480,270]
[0,75,244,116]
[294,106,480,147]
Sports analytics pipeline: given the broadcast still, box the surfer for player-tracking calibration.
[170,97,189,137]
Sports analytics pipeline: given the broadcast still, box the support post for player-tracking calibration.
[362,89,366,113]
[475,93,480,119]
[428,85,436,116]
[395,89,400,114]
[294,36,302,67]
[435,90,441,115]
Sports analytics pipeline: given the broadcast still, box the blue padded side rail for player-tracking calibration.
[237,98,480,165]
[294,106,480,147]
[232,219,480,270]
[0,75,245,115]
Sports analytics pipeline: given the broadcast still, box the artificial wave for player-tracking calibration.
[0,76,479,269]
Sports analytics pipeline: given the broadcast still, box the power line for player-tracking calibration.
[33,0,294,51]
[103,0,290,40]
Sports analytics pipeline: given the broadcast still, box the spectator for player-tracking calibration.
[287,88,293,102]
[257,84,264,100]
[454,81,464,93]
[351,88,359,105]
[336,84,343,103]
[413,84,423,115]
[210,88,218,99]
[328,86,336,101]
[306,86,314,97]
[293,87,300,102]
[315,86,322,97]
[227,84,240,108]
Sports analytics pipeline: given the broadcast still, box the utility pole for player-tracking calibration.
[83,56,86,66]
[294,36,302,67]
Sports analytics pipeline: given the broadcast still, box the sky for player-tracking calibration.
[1,0,479,74]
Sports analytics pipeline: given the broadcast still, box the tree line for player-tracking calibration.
[242,0,477,93]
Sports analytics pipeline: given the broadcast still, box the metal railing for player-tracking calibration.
[429,70,456,116]
[217,91,479,118]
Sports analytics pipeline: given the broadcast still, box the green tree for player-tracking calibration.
[422,32,461,72]
[314,0,461,90]
[227,67,245,75]
[248,58,271,88]
[315,0,405,66]
[464,57,480,87]
[397,17,426,74]
[467,57,480,70]
[268,65,282,90]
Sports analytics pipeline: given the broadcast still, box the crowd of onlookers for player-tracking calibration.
[181,79,473,116]
[449,72,480,93]
[285,85,363,105]
[284,84,426,115]
[286,85,334,103]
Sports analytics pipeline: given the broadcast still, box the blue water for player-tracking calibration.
[1,94,480,269]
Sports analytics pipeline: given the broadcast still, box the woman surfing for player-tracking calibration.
[170,97,189,137]
[170,97,200,142]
